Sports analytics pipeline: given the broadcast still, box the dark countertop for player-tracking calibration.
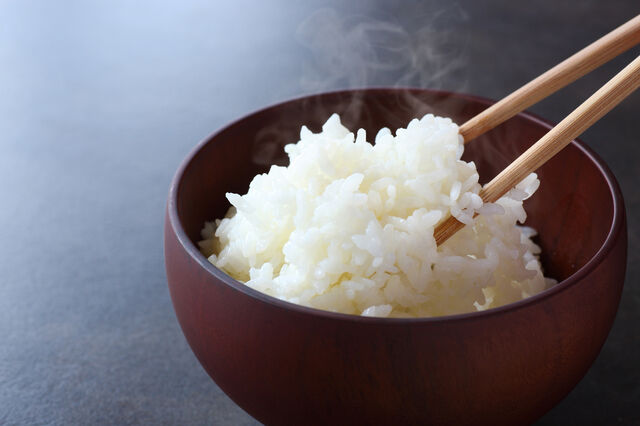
[1,1,638,424]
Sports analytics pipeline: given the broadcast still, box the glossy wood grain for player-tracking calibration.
[165,89,626,426]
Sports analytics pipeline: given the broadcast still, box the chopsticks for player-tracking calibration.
[435,54,640,245]
[433,15,640,246]
[459,14,640,143]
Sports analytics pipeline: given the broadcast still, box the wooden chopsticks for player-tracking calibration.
[434,15,640,246]
[435,54,640,245]
[460,14,640,143]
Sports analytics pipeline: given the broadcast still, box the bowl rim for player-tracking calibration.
[166,87,625,324]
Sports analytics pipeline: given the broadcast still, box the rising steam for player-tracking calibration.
[296,6,469,92]
[252,4,470,166]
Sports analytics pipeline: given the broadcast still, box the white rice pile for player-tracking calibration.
[199,114,553,318]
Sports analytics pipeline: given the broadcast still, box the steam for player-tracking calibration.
[252,5,470,166]
[296,6,469,92]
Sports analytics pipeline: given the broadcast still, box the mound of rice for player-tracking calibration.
[199,114,554,318]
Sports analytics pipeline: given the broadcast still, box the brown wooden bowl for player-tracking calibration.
[164,89,627,426]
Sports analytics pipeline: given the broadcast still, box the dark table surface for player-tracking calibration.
[2,1,639,424]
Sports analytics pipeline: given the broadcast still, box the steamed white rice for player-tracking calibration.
[199,114,553,318]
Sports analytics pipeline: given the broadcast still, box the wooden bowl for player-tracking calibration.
[164,89,627,425]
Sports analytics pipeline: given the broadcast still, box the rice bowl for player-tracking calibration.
[164,89,627,425]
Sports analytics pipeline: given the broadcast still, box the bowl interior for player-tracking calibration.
[176,89,615,284]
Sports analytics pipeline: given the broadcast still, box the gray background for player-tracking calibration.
[1,0,638,424]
